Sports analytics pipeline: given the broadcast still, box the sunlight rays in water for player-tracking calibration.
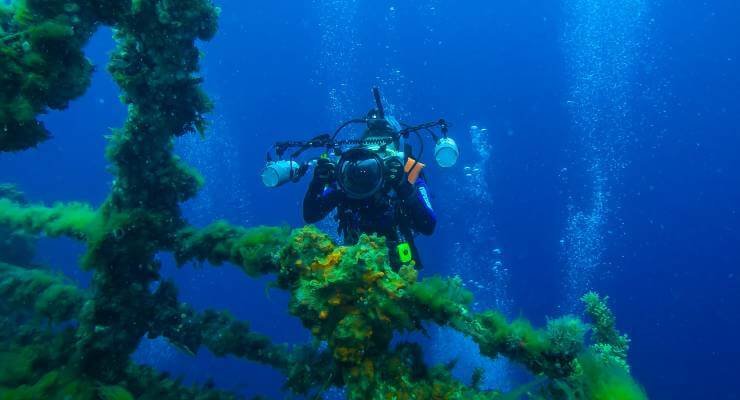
[316,0,361,125]
[561,0,648,310]
[375,2,407,118]
[432,124,512,391]
[132,116,253,367]
[175,115,252,226]
[453,125,511,315]
[315,0,364,243]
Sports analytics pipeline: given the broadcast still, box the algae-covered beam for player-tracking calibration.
[148,279,293,371]
[174,222,289,277]
[582,292,632,371]
[72,0,219,382]
[177,224,589,378]
[172,224,594,395]
[0,0,99,151]
[0,322,242,400]
[0,262,86,322]
[0,184,36,265]
[0,198,96,241]
[0,255,326,396]
[1,0,219,378]
[0,199,328,388]
[0,195,644,396]
[200,225,644,397]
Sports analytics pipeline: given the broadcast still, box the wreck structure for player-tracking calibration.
[0,1,646,398]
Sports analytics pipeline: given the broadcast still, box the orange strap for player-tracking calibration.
[404,157,425,184]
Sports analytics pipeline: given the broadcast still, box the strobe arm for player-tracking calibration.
[372,87,385,118]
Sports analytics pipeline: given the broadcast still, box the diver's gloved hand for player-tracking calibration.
[384,157,404,187]
[395,178,415,198]
[312,158,336,186]
[384,157,414,198]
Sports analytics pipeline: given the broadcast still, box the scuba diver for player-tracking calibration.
[261,88,459,269]
[302,110,436,269]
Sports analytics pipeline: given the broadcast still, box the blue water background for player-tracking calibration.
[1,1,738,398]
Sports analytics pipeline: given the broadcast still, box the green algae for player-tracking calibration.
[576,352,647,400]
[0,198,96,240]
[98,385,134,400]
[0,185,35,265]
[0,0,96,151]
[0,194,649,398]
[0,206,648,398]
[175,222,290,277]
[0,262,85,322]
[582,292,632,372]
[0,331,241,400]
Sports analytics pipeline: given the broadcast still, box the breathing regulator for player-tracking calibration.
[261,88,459,199]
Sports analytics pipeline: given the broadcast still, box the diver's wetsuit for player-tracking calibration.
[303,178,436,268]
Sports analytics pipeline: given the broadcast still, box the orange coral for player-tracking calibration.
[335,346,360,363]
[380,277,407,299]
[363,271,385,285]
[362,359,374,378]
[328,295,342,306]
[311,248,347,278]
[318,239,334,252]
[377,312,391,323]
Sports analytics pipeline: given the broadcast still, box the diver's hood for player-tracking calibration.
[365,112,402,136]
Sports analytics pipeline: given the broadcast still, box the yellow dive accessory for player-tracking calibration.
[404,157,425,185]
[397,242,414,264]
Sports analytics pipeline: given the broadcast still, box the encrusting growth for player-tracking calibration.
[0,262,85,322]
[0,1,647,399]
[0,185,36,265]
[0,0,96,151]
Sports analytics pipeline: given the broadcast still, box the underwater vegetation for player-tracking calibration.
[0,0,647,398]
[0,185,35,265]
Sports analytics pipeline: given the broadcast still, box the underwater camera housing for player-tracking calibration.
[335,139,407,199]
[261,88,458,196]
[336,148,386,199]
